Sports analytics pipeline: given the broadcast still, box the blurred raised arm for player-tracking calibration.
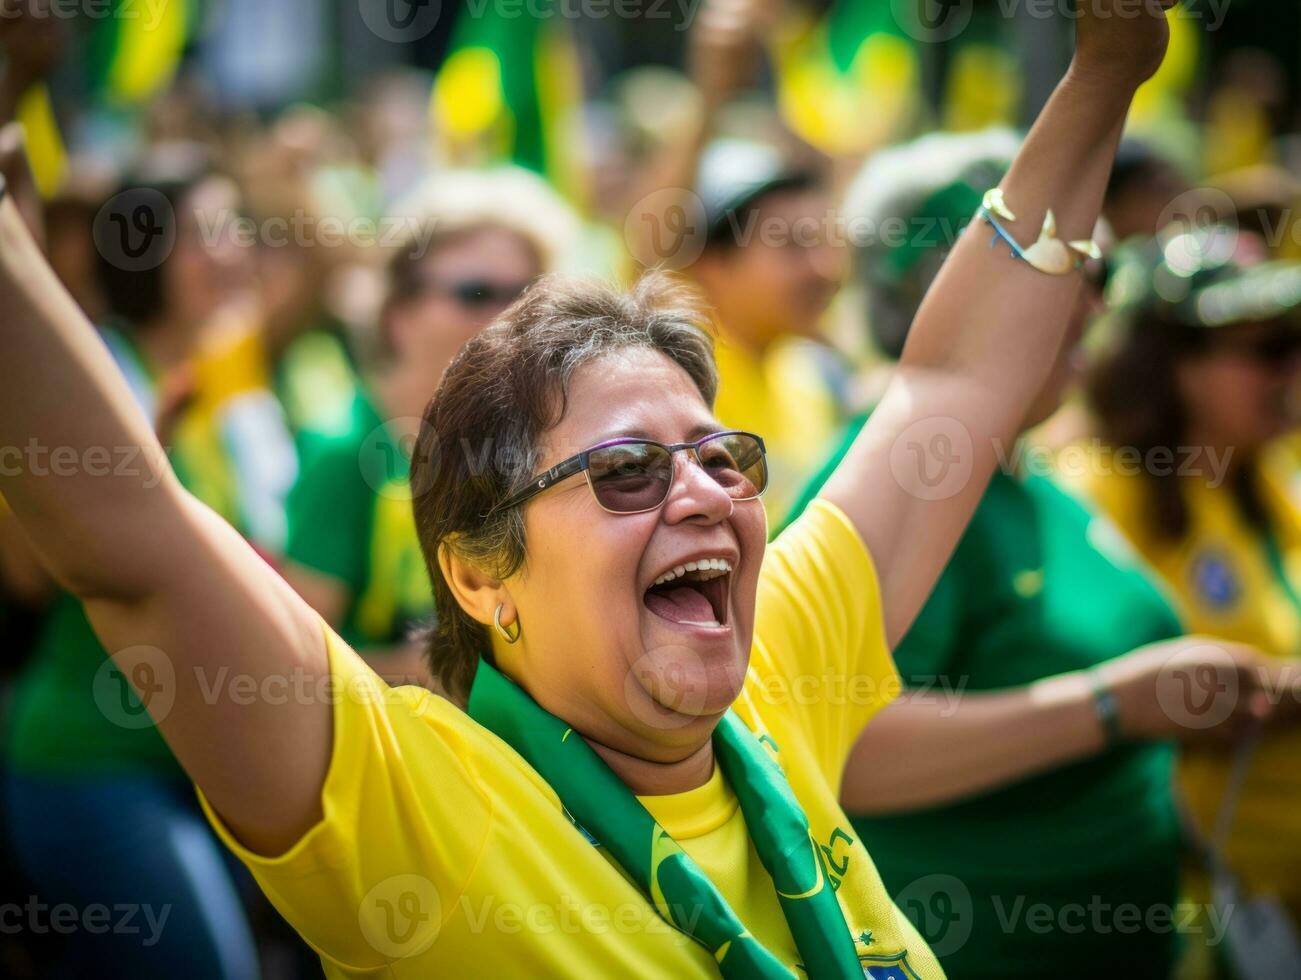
[0,191,331,855]
[821,0,1176,645]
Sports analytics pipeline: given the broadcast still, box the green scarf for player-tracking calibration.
[467,660,863,978]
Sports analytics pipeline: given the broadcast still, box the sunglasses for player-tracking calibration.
[496,430,768,515]
[416,277,531,309]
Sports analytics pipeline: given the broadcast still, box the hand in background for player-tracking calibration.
[687,0,780,113]
[1097,637,1274,747]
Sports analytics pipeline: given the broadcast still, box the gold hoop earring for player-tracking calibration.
[493,603,521,645]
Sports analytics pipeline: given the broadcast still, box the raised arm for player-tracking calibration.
[0,190,330,855]
[821,0,1174,645]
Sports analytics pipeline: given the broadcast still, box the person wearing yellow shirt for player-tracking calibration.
[1072,234,1301,924]
[685,143,848,523]
[628,1,850,522]
[0,5,1179,975]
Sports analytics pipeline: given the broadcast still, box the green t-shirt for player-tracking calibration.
[786,419,1184,978]
[285,389,432,649]
[274,326,364,464]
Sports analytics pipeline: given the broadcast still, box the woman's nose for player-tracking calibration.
[661,452,734,523]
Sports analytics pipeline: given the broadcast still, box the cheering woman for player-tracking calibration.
[1,4,1180,975]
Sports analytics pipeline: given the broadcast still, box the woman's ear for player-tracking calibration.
[438,543,509,630]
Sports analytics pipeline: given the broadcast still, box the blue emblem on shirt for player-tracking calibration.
[1190,549,1241,609]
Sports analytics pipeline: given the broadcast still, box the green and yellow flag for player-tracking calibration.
[87,0,193,107]
[773,0,921,155]
[430,1,585,204]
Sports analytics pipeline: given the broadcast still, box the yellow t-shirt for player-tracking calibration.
[199,499,942,978]
[712,336,844,525]
[1066,441,1301,901]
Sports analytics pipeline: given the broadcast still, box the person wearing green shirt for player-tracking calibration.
[281,169,571,685]
[785,132,1262,979]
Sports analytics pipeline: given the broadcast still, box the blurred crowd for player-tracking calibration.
[2,0,1301,977]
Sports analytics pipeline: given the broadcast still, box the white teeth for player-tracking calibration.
[679,619,722,628]
[650,557,734,587]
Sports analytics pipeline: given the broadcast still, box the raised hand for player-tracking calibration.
[686,0,780,112]
[1070,0,1176,90]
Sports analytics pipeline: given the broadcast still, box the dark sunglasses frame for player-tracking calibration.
[495,430,768,515]
[413,275,531,308]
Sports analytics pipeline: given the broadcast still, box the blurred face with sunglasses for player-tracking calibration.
[1175,319,1301,454]
[385,224,541,380]
[481,346,770,767]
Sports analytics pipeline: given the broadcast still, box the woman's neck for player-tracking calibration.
[586,735,716,797]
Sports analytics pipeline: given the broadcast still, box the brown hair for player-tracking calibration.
[410,271,717,700]
[1086,317,1265,540]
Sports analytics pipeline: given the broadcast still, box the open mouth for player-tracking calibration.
[642,558,732,630]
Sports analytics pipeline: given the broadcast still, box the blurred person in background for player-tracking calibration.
[279,168,573,684]
[1,152,299,979]
[687,141,849,522]
[1074,232,1301,936]
[630,0,850,521]
[1102,138,1191,242]
[784,131,1269,980]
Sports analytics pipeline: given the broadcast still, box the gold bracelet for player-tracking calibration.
[979,188,1100,276]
